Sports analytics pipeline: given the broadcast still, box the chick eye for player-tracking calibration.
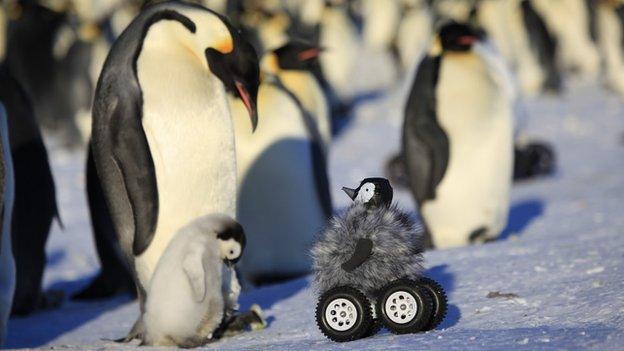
[230,250,234,255]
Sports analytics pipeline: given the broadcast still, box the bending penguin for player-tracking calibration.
[143,214,246,347]
[402,22,513,249]
[0,103,15,347]
[90,0,259,341]
[232,44,332,285]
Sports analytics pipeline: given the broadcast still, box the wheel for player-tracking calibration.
[418,277,448,331]
[315,286,374,342]
[377,279,433,334]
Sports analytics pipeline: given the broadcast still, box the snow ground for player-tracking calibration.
[5,73,624,349]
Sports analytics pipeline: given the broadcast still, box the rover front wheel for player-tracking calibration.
[377,279,433,334]
[315,286,373,342]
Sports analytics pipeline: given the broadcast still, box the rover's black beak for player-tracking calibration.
[342,187,357,200]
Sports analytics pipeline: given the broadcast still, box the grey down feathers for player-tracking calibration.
[311,203,425,299]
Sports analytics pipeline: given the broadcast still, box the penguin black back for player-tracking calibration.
[0,66,59,315]
[402,54,448,203]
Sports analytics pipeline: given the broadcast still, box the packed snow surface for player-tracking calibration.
[6,77,624,350]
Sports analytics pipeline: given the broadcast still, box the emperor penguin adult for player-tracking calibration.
[402,22,514,249]
[231,49,332,285]
[531,0,600,77]
[267,41,331,155]
[90,0,259,340]
[0,103,15,348]
[0,67,60,316]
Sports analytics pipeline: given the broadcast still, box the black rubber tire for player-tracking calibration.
[377,279,433,334]
[419,277,448,331]
[315,286,374,342]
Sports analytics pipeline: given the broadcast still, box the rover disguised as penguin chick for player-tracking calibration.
[311,178,447,342]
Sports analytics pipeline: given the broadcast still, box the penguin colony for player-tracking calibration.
[0,0,621,347]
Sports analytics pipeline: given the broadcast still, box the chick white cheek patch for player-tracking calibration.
[357,183,375,203]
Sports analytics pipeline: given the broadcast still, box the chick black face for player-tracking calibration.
[205,17,260,131]
[273,41,323,72]
[342,177,393,208]
[439,21,481,52]
[217,221,246,267]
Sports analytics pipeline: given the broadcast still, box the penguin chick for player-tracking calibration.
[143,214,246,347]
[311,178,424,300]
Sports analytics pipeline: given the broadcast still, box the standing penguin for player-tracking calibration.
[395,0,433,72]
[0,103,15,347]
[266,41,331,155]
[91,0,259,340]
[531,0,600,77]
[0,66,60,315]
[402,22,513,249]
[231,52,331,285]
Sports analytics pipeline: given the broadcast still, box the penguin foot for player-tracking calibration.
[220,304,267,338]
[513,142,556,181]
[114,317,145,343]
[384,152,409,189]
[39,289,65,310]
[71,271,136,301]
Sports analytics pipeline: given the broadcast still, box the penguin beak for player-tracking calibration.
[342,187,357,200]
[298,47,324,61]
[235,80,258,132]
[457,35,476,46]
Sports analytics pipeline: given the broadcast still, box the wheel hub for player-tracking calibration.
[325,298,358,331]
[385,291,417,324]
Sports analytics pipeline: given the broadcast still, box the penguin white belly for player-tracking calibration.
[232,83,326,279]
[362,0,400,51]
[280,71,331,154]
[597,3,624,96]
[422,54,513,249]
[477,0,544,95]
[397,6,433,72]
[0,107,15,347]
[320,7,359,101]
[135,37,237,286]
[532,0,599,76]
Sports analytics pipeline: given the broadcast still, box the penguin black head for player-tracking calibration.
[205,19,260,131]
[342,177,393,208]
[216,220,246,267]
[438,21,481,52]
[272,41,323,72]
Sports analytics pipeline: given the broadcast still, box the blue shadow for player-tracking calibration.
[500,199,544,240]
[426,264,460,329]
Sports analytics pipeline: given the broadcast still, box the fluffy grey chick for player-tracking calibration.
[311,178,424,300]
[143,214,245,348]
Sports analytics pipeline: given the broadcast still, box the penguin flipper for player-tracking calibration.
[341,238,373,272]
[403,56,449,203]
[181,244,211,303]
[109,96,159,257]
